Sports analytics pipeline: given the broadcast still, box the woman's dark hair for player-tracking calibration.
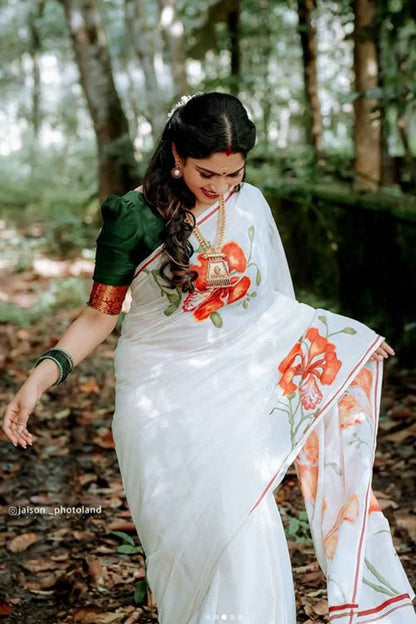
[142,91,256,293]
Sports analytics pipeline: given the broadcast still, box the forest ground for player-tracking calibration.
[0,262,415,624]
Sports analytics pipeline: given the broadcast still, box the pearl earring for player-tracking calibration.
[171,163,182,179]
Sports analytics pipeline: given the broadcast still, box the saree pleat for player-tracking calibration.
[111,182,415,624]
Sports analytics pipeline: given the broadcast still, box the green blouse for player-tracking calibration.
[92,190,165,286]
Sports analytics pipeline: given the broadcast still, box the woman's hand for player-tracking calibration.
[2,378,41,448]
[368,339,395,362]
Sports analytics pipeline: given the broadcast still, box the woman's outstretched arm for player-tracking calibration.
[2,305,119,449]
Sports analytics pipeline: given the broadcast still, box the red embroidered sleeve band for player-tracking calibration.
[87,281,129,315]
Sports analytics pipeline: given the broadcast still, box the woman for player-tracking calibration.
[3,92,415,623]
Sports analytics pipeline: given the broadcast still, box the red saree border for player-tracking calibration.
[132,186,238,280]
[329,603,359,612]
[329,593,413,622]
[359,592,411,616]
[249,333,384,514]
[347,354,381,623]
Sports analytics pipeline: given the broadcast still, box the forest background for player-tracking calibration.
[0,0,415,623]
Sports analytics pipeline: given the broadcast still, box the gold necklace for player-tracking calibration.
[184,194,232,289]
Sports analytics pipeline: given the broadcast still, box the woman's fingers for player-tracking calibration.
[3,402,33,448]
[368,340,396,363]
[12,423,33,448]
[382,341,395,356]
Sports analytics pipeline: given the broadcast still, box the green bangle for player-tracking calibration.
[34,348,75,385]
[52,348,75,374]
[34,355,65,385]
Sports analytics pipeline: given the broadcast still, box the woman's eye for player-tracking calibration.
[199,170,243,179]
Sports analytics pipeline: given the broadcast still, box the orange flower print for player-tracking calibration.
[350,367,373,402]
[323,494,360,560]
[368,488,382,514]
[324,533,339,560]
[182,241,251,322]
[339,392,365,429]
[344,493,360,522]
[295,429,319,503]
[278,327,342,409]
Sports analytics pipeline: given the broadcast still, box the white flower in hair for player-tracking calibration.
[166,94,195,121]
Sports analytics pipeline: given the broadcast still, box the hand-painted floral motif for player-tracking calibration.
[295,429,319,503]
[323,493,360,560]
[339,392,365,429]
[181,225,262,327]
[182,241,251,322]
[278,327,342,409]
[368,488,382,514]
[146,225,262,327]
[270,316,357,451]
[350,366,373,402]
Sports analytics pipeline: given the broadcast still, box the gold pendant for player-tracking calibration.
[203,251,232,288]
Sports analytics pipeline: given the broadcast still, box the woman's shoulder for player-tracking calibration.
[240,181,266,201]
[97,190,145,245]
[122,185,146,207]
[122,186,164,220]
[99,185,156,229]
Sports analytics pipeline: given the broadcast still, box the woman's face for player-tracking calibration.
[172,145,245,207]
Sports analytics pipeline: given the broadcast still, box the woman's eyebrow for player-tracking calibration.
[196,164,245,175]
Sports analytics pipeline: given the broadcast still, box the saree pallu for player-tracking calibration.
[111,182,416,624]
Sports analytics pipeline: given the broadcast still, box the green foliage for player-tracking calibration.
[111,530,140,554]
[0,302,34,327]
[111,530,149,605]
[0,278,91,327]
[0,144,100,259]
[284,509,313,545]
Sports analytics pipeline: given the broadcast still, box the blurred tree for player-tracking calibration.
[158,0,189,97]
[296,0,323,161]
[28,0,45,141]
[124,0,167,142]
[376,0,416,191]
[59,0,139,200]
[227,0,240,95]
[353,0,381,190]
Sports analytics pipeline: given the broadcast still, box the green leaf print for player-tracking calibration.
[325,462,342,476]
[364,558,400,595]
[164,303,180,316]
[146,268,183,315]
[256,267,261,285]
[362,579,396,597]
[210,311,223,328]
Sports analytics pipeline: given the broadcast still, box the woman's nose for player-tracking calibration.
[210,181,230,195]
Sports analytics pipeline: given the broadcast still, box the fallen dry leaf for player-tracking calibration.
[8,532,39,552]
[396,515,416,540]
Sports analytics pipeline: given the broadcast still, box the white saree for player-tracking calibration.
[111,182,416,624]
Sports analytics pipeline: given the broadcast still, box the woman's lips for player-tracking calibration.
[201,188,219,199]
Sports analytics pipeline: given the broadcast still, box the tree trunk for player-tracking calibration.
[296,0,323,159]
[228,1,240,96]
[158,0,189,98]
[28,0,45,141]
[353,0,381,191]
[125,0,167,142]
[375,19,397,186]
[60,0,139,200]
[187,0,239,60]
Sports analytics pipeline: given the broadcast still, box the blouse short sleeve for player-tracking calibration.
[87,194,142,315]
